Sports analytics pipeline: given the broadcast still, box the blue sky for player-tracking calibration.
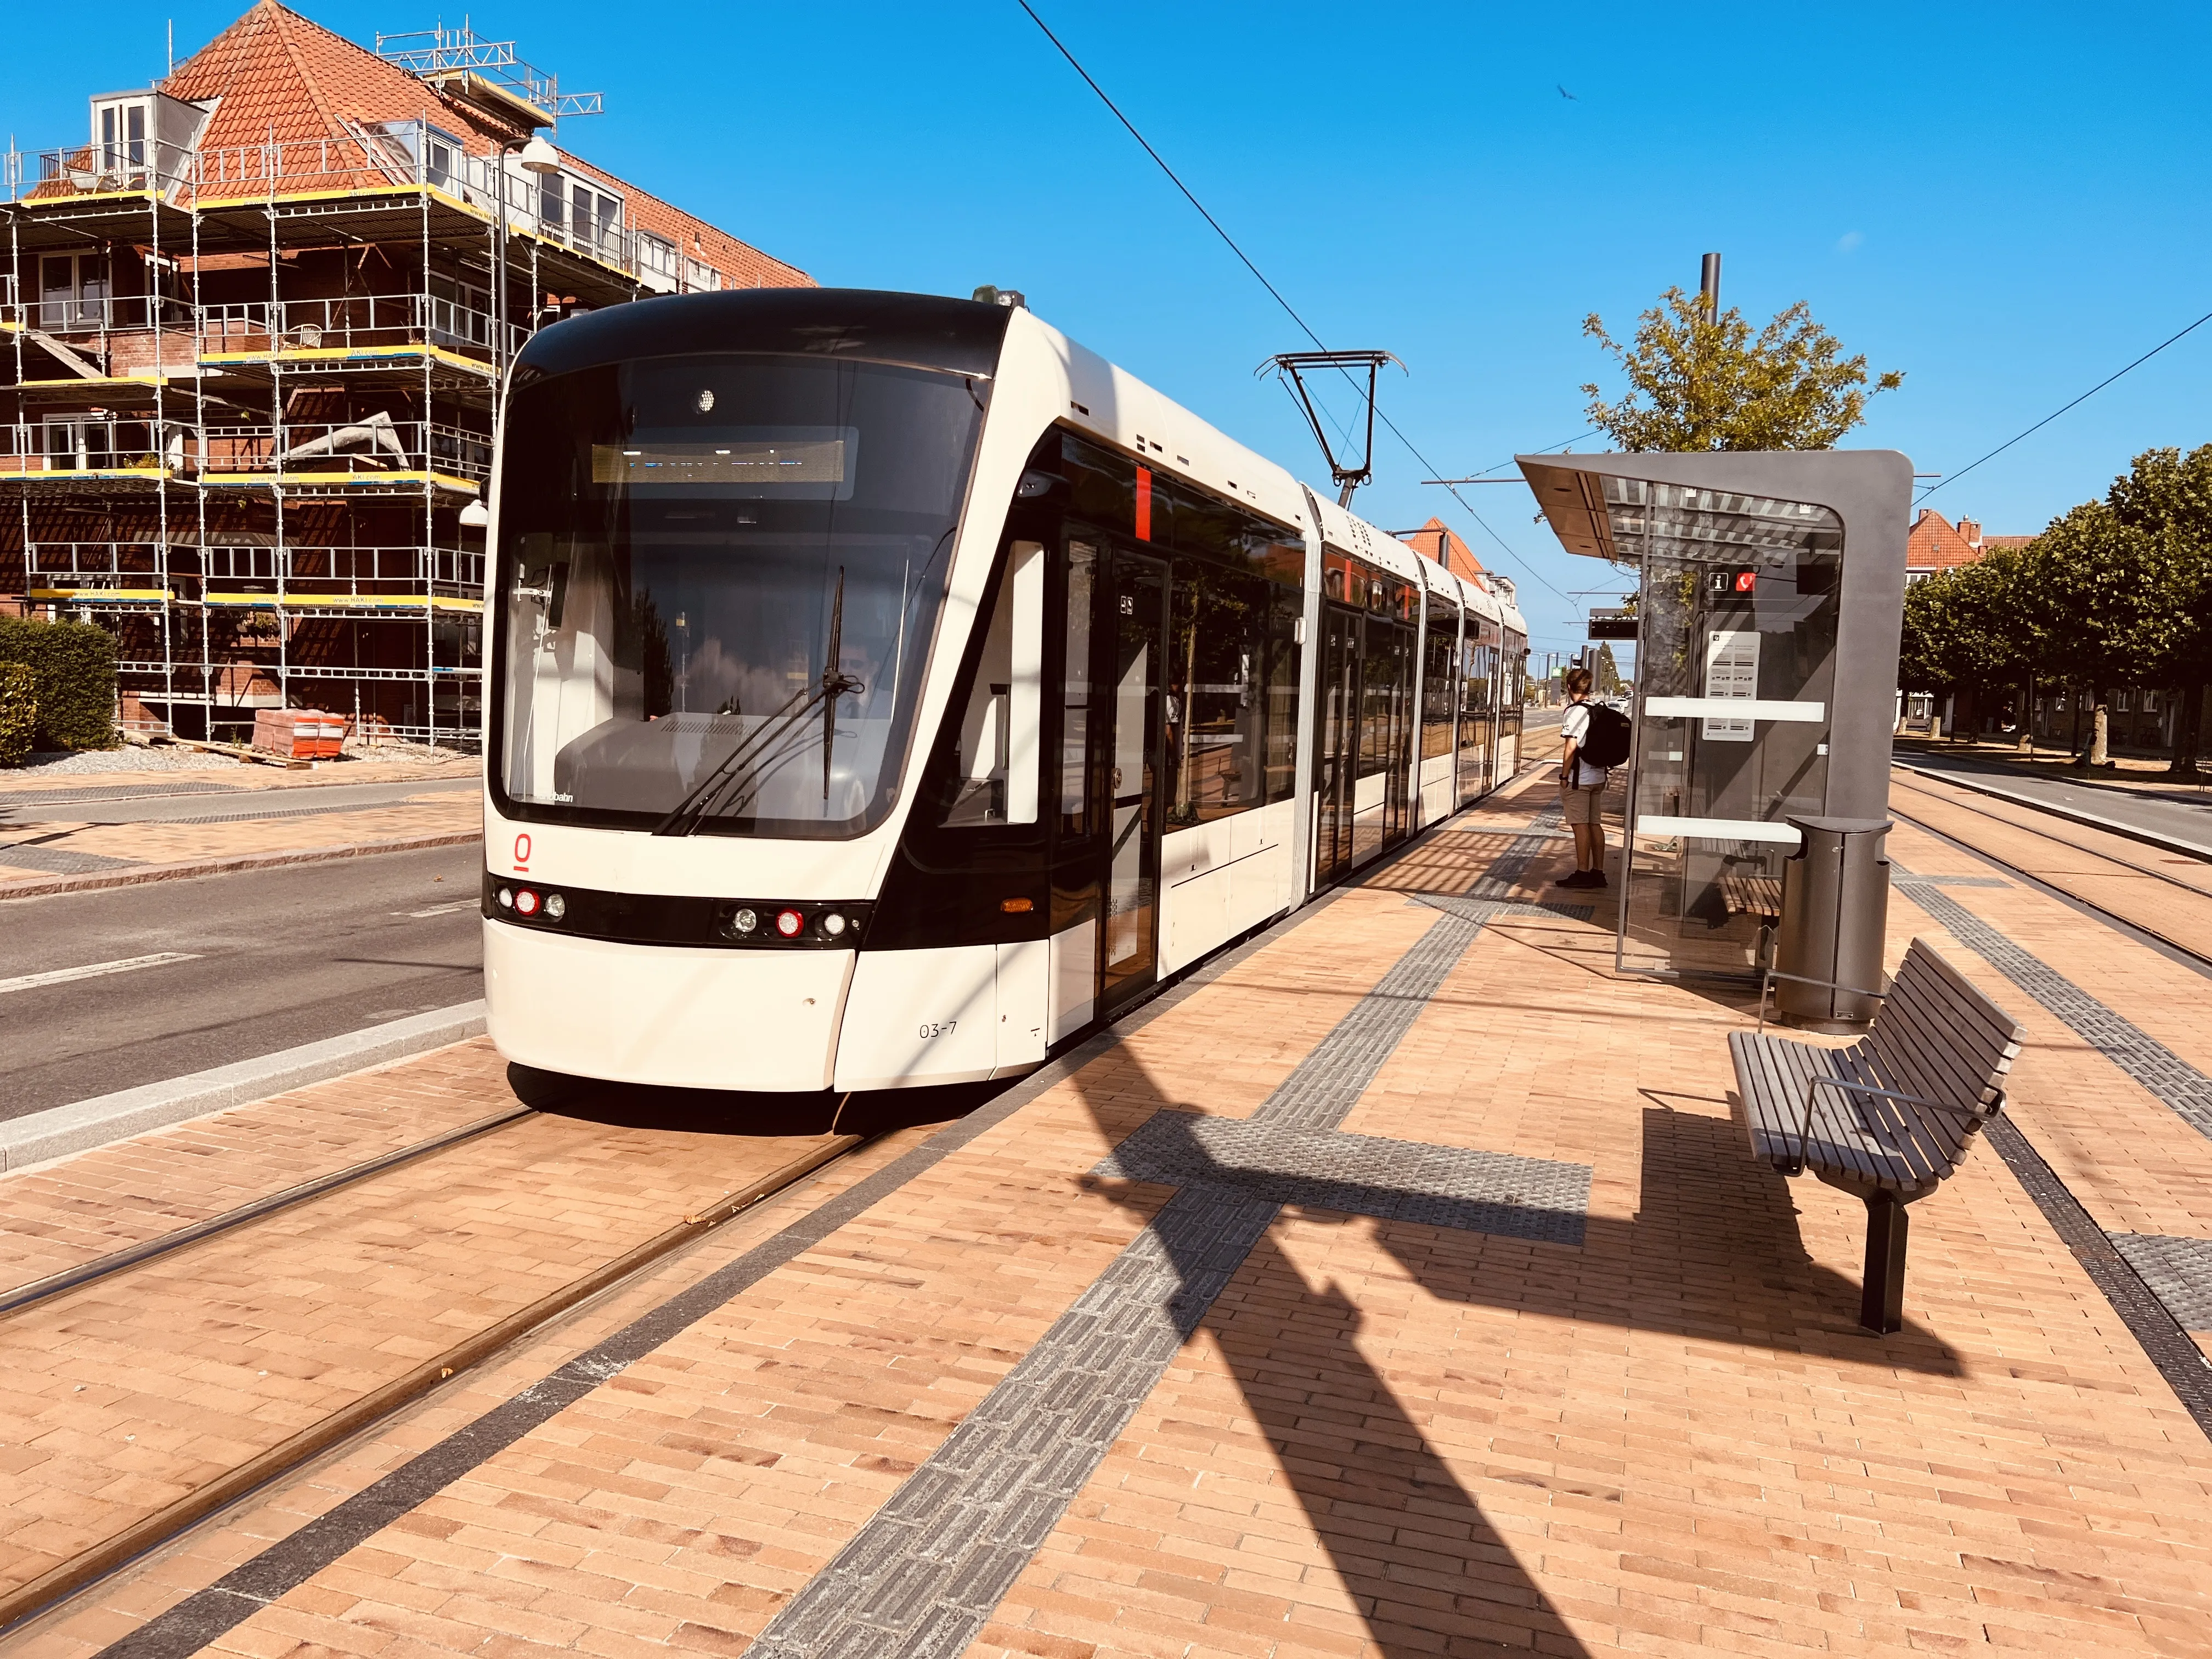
[10,1,2209,654]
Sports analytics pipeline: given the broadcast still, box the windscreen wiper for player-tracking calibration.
[650,569,863,837]
[820,567,864,802]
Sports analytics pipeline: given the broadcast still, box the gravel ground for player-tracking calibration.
[10,747,245,775]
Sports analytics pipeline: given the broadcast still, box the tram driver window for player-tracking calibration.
[942,541,1043,827]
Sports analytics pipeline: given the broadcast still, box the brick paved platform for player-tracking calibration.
[6,761,2212,1658]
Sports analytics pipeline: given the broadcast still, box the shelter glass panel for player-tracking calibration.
[1607,479,1843,978]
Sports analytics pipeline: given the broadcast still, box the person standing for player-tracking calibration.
[1555,666,1608,888]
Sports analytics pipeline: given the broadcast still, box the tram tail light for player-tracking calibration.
[514,888,540,916]
[775,909,804,938]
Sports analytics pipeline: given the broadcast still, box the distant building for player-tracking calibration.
[1904,509,2032,585]
[1400,517,1492,589]
[1,2,810,745]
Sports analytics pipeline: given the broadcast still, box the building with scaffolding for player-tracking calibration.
[1,1,811,748]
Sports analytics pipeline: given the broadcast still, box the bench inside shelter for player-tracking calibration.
[1728,938,2024,1333]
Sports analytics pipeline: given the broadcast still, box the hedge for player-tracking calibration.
[0,616,117,751]
[0,663,33,766]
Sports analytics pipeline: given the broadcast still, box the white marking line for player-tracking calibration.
[0,952,201,995]
[400,900,478,918]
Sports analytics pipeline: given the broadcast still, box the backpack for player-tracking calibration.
[1574,702,1632,770]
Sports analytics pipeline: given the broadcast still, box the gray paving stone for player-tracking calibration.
[2110,1233,2212,1330]
[740,803,1582,1659]
[1893,865,2212,1142]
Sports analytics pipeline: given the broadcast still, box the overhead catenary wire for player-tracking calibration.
[1013,1,1575,608]
[1917,306,2212,504]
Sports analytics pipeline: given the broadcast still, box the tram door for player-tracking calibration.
[1312,604,1359,887]
[1100,550,1168,1013]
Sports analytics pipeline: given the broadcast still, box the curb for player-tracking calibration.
[1893,760,2212,864]
[0,830,482,902]
[0,1001,489,1172]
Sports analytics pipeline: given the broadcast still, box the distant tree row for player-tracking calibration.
[1898,445,2212,775]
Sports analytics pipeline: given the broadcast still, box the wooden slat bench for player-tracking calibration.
[1728,937,2025,1332]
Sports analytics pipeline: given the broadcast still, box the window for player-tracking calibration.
[637,233,678,281]
[1053,430,1302,815]
[1423,606,1457,759]
[686,259,723,293]
[40,252,108,330]
[93,99,148,172]
[942,541,1043,827]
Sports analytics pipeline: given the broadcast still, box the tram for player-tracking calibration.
[480,289,1526,1092]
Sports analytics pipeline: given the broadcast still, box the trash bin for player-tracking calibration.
[1774,816,1893,1032]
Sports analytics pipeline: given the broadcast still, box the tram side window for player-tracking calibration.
[1263,586,1298,803]
[1060,540,1099,838]
[941,541,1043,827]
[1423,612,1457,759]
[1166,559,1270,825]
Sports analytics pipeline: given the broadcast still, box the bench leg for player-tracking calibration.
[1860,1192,1909,1334]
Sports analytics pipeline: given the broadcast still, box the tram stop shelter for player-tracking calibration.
[1517,449,1912,981]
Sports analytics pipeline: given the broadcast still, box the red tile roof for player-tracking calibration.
[157,1,808,290]
[1403,516,1488,586]
[1907,508,2027,571]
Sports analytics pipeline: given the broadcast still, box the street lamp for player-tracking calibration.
[491,133,564,397]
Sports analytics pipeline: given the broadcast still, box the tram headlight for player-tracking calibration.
[775,908,804,938]
[514,888,540,917]
[821,912,847,937]
[543,893,566,921]
[730,907,759,935]
[496,887,513,909]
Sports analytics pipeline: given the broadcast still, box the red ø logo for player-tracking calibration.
[514,832,532,871]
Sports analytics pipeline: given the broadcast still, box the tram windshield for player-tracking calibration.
[492,354,986,837]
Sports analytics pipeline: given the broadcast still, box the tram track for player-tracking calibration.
[0,1104,875,1639]
[1886,768,2212,972]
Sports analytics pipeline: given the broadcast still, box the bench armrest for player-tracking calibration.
[1782,1074,2005,1173]
[1758,968,1890,1034]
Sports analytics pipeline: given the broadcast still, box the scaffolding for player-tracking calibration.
[1,114,725,749]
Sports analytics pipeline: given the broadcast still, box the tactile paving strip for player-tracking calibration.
[1892,859,2212,1432]
[744,808,1586,1659]
[1095,1113,1592,1245]
[2110,1232,2212,1330]
[0,842,139,873]
[1894,867,2212,1142]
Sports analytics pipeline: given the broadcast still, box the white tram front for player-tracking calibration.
[480,290,1526,1092]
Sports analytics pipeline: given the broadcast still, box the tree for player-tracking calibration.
[1581,287,1904,452]
[2025,501,2180,762]
[1593,642,1623,696]
[2102,443,2212,775]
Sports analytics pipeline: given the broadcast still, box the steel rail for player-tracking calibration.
[1889,771,2212,896]
[1887,798,2212,977]
[0,1104,534,1319]
[0,1131,869,1639]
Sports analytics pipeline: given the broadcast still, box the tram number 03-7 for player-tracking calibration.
[917,1020,958,1040]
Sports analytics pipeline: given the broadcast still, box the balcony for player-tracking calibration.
[195,292,525,374]
[195,417,491,490]
[0,419,183,483]
[4,123,728,298]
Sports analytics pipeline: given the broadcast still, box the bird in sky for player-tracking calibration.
[1557,83,1578,100]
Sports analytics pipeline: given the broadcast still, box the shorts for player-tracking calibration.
[1559,784,1604,826]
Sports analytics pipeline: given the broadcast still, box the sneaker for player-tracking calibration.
[1553,870,1594,888]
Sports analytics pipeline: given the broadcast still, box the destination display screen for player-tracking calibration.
[590,433,851,489]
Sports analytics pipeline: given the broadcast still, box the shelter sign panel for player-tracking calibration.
[1702,629,1758,742]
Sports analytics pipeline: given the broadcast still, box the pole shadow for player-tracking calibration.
[1063,1055,1963,1659]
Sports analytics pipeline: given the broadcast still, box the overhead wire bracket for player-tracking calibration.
[1259,350,1403,507]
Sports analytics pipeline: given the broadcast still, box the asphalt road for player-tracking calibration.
[0,843,484,1121]
[1895,750,2212,857]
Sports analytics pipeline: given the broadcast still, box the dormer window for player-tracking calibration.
[93,97,148,171]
